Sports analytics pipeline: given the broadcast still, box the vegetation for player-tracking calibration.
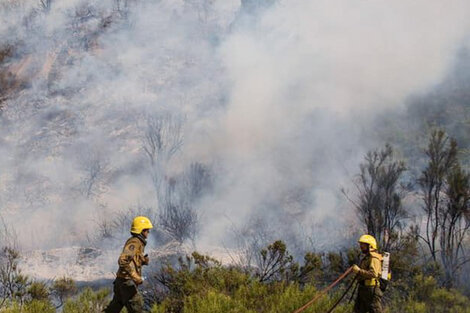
[0,233,469,312]
[0,128,468,313]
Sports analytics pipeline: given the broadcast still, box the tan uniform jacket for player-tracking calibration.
[116,236,149,285]
[357,251,382,286]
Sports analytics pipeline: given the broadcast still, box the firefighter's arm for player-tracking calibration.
[352,258,381,279]
[118,244,143,285]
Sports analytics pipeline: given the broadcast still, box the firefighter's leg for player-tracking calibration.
[370,288,383,313]
[124,291,144,313]
[356,286,378,313]
[353,286,368,313]
[353,297,361,313]
[103,297,124,313]
[103,280,125,313]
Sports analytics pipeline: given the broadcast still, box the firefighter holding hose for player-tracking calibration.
[291,234,388,313]
[351,234,383,313]
[103,216,153,313]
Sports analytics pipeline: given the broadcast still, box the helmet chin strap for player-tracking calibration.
[132,232,147,246]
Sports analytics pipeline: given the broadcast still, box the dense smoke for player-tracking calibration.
[1,0,470,255]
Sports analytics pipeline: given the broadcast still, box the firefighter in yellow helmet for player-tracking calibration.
[351,234,383,313]
[104,216,153,313]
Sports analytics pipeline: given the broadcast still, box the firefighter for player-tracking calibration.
[351,234,383,313]
[103,216,153,313]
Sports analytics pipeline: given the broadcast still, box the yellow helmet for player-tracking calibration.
[130,216,153,234]
[358,234,377,250]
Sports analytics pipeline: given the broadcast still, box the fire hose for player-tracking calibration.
[326,274,358,313]
[290,267,354,313]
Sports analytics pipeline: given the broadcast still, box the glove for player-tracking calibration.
[352,265,361,274]
[131,273,143,286]
[134,277,143,285]
[143,254,150,265]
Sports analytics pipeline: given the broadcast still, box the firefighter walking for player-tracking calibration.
[351,234,383,313]
[103,216,153,313]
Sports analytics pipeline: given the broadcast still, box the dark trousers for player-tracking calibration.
[353,285,383,313]
[103,278,143,313]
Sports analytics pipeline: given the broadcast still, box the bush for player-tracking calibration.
[147,241,470,313]
[27,281,50,301]
[428,288,470,313]
[0,300,55,313]
[388,274,470,313]
[184,291,253,313]
[151,282,351,313]
[148,245,351,313]
[0,247,31,306]
[51,276,78,307]
[62,287,110,313]
[403,301,426,313]
[1,241,469,313]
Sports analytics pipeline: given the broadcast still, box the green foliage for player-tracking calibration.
[184,291,253,313]
[293,252,323,285]
[154,252,252,312]
[0,240,469,313]
[389,275,470,313]
[62,287,110,313]
[151,282,352,313]
[402,301,426,313]
[0,247,31,306]
[1,286,114,313]
[148,240,470,313]
[51,276,78,307]
[149,244,351,313]
[257,240,294,282]
[326,252,345,275]
[345,248,360,267]
[27,281,50,301]
[0,300,55,313]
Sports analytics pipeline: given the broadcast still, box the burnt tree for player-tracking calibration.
[418,130,470,287]
[344,144,407,251]
[418,130,458,262]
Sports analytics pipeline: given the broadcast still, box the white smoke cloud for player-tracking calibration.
[0,0,469,256]
[196,0,470,247]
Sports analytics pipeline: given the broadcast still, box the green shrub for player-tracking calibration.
[184,291,253,313]
[0,300,55,313]
[62,287,110,313]
[428,287,470,313]
[403,301,426,313]
[27,281,50,301]
[147,243,359,313]
[388,274,470,313]
[51,276,78,306]
[150,255,352,313]
[2,241,469,313]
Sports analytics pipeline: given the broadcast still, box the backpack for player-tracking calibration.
[379,252,391,292]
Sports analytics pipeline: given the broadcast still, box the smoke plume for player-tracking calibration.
[0,0,469,255]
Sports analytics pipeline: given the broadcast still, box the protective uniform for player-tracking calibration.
[353,235,383,313]
[104,217,153,313]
